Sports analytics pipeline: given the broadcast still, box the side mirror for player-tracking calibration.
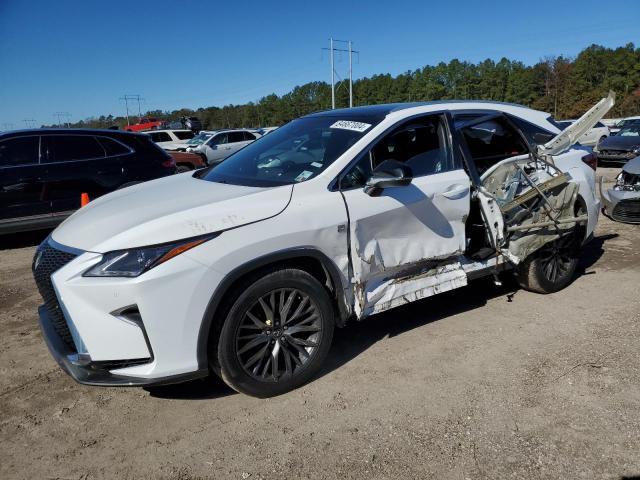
[364,159,413,196]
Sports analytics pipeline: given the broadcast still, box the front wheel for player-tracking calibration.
[214,269,335,397]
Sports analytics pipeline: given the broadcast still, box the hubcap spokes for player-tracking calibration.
[539,232,577,283]
[236,289,321,382]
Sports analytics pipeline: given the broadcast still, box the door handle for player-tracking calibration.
[441,184,468,199]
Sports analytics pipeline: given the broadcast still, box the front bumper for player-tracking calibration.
[33,236,222,386]
[597,151,637,164]
[38,305,207,386]
[600,179,640,224]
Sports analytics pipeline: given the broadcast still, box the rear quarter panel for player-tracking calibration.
[553,149,600,239]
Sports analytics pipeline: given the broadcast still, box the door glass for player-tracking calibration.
[460,118,528,174]
[212,133,228,145]
[0,136,40,166]
[174,130,195,140]
[44,135,106,162]
[97,137,130,156]
[371,116,451,177]
[228,132,246,143]
[341,115,452,189]
[243,131,257,141]
[151,132,172,142]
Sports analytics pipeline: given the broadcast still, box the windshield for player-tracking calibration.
[187,132,214,145]
[199,116,381,187]
[617,126,640,137]
[617,119,640,129]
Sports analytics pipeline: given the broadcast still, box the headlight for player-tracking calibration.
[83,234,217,278]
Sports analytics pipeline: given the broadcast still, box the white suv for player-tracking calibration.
[144,129,195,150]
[33,96,611,397]
[183,129,260,165]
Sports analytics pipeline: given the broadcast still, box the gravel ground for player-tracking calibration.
[1,167,639,480]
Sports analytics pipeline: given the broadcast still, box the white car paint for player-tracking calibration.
[556,121,610,147]
[144,129,195,150]
[187,129,260,165]
[551,94,614,148]
[38,99,608,386]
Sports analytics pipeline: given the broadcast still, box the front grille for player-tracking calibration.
[612,199,640,223]
[598,150,635,159]
[33,241,78,352]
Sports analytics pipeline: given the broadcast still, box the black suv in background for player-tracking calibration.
[0,129,176,234]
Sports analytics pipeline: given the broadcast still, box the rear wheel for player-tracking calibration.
[516,206,585,294]
[214,269,334,397]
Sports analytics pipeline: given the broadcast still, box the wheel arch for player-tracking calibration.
[196,247,351,370]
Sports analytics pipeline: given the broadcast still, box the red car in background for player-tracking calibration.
[124,118,163,132]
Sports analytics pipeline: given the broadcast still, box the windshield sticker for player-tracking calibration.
[330,120,372,133]
[310,161,323,168]
[295,170,314,182]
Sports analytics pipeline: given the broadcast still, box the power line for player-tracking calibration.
[119,94,144,126]
[53,112,71,127]
[322,38,360,109]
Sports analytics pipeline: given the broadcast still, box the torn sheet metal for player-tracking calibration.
[343,169,469,318]
[355,260,467,317]
[538,90,615,158]
[481,156,580,263]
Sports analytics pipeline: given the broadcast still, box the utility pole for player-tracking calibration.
[322,39,359,109]
[330,38,335,109]
[120,94,144,125]
[53,112,71,127]
[349,40,353,108]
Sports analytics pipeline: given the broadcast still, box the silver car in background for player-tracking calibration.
[600,155,640,223]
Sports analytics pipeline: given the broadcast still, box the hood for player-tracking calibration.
[599,135,640,151]
[52,173,293,253]
[161,142,186,151]
[623,155,640,175]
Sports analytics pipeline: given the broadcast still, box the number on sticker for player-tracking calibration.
[330,120,372,133]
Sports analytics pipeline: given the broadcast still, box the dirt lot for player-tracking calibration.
[1,168,639,480]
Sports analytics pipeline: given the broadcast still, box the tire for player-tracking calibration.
[176,165,191,173]
[213,269,335,397]
[516,206,585,294]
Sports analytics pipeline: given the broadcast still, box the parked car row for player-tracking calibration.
[124,116,203,133]
[0,129,176,234]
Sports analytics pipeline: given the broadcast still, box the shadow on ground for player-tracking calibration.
[146,375,235,400]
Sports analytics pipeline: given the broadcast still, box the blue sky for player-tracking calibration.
[0,0,638,128]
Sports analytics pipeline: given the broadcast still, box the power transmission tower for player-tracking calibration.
[322,38,359,109]
[53,112,71,127]
[22,119,36,129]
[119,94,144,126]
[2,123,14,131]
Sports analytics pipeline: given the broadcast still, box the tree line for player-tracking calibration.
[60,43,640,131]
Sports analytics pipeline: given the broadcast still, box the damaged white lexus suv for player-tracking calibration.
[33,93,614,397]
